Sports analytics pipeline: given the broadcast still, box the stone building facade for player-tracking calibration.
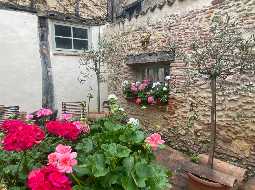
[104,0,255,174]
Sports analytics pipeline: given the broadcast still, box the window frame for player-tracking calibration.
[51,21,91,53]
[135,63,170,82]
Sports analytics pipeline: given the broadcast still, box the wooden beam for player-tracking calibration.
[38,16,55,110]
[127,51,175,65]
[0,2,106,26]
[107,0,114,22]
[75,0,81,17]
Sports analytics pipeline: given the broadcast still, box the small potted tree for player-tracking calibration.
[182,15,255,189]
[79,39,112,119]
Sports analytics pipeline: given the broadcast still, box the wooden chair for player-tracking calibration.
[102,100,110,112]
[62,101,87,119]
[0,105,20,125]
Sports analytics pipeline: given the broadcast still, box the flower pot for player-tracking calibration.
[187,173,230,190]
[198,154,246,186]
[125,97,135,102]
[156,99,168,106]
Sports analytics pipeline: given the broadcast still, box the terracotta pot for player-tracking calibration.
[198,154,246,186]
[156,99,168,106]
[187,173,230,190]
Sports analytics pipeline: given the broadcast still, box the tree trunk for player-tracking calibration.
[97,75,101,112]
[38,17,55,110]
[96,26,101,113]
[207,78,217,168]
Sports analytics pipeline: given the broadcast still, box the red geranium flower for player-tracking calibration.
[2,123,45,152]
[46,121,81,141]
[0,119,26,133]
[27,165,72,190]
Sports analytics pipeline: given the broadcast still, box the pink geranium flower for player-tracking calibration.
[57,152,78,173]
[48,144,77,174]
[135,98,142,105]
[72,121,90,134]
[56,144,72,154]
[143,79,150,85]
[36,108,53,117]
[138,83,147,91]
[131,85,138,93]
[145,133,165,150]
[26,114,34,120]
[147,96,155,104]
[61,113,73,121]
[48,152,58,167]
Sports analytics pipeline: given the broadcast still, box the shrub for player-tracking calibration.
[0,103,170,190]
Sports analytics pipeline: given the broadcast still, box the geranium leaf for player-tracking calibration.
[121,176,138,190]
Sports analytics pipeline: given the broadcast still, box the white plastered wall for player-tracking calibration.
[48,21,108,112]
[0,9,107,113]
[0,10,42,112]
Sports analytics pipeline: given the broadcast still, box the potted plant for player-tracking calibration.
[122,80,170,107]
[79,39,112,113]
[181,15,255,189]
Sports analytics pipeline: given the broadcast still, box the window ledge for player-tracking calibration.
[127,50,175,65]
[52,50,86,56]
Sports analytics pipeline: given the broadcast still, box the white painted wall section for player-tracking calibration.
[48,21,108,112]
[0,10,42,112]
[0,10,107,113]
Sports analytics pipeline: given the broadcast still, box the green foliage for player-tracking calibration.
[73,116,170,190]
[190,154,200,164]
[0,102,170,190]
[0,135,68,189]
[122,80,170,106]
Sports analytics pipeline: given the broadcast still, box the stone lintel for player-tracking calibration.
[126,51,175,65]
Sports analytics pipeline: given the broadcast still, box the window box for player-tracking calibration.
[122,79,170,106]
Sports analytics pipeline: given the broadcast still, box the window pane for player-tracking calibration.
[158,68,165,81]
[148,68,154,81]
[73,39,88,50]
[73,27,88,39]
[55,37,72,49]
[55,25,71,37]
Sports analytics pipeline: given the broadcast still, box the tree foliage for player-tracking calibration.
[181,15,255,168]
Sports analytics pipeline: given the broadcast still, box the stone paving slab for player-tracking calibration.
[243,177,255,190]
[155,146,189,190]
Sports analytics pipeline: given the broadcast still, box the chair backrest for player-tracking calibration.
[102,100,110,112]
[62,101,87,119]
[0,105,20,125]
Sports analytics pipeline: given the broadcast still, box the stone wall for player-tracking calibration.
[104,0,255,175]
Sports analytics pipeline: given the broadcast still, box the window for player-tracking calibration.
[54,24,89,51]
[136,64,170,82]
